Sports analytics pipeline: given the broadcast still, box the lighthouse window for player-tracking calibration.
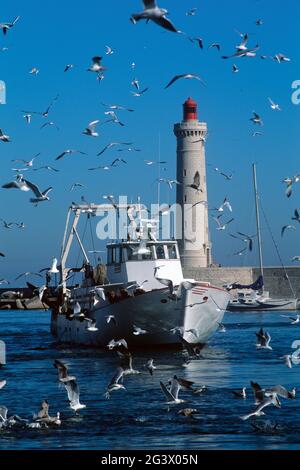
[188,107,196,113]
[184,170,186,177]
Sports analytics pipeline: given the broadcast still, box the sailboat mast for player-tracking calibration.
[252,163,264,288]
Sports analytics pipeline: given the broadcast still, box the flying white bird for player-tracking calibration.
[0,128,11,142]
[250,112,263,126]
[56,149,87,161]
[268,97,281,111]
[0,16,20,35]
[105,45,114,55]
[24,179,53,205]
[165,73,205,89]
[83,120,101,137]
[87,56,106,73]
[273,53,291,63]
[131,0,180,33]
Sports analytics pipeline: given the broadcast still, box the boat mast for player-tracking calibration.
[252,163,264,291]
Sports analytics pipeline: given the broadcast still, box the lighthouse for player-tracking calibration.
[174,97,211,269]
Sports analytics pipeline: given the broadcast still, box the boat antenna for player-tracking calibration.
[157,131,161,238]
[253,163,264,293]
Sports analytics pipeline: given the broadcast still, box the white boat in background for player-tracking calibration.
[47,201,230,347]
[227,164,300,312]
[228,284,300,312]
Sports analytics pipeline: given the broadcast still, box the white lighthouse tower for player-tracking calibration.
[174,97,211,269]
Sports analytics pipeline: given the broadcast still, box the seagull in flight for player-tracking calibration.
[83,120,101,137]
[106,315,117,326]
[105,45,114,55]
[104,111,125,127]
[241,393,281,421]
[189,37,204,50]
[250,112,263,126]
[232,388,247,399]
[213,215,234,231]
[0,129,11,142]
[217,197,233,213]
[209,43,221,52]
[186,171,202,193]
[281,225,296,237]
[131,87,149,97]
[144,160,167,166]
[33,166,59,173]
[29,67,40,75]
[273,53,291,63]
[69,183,85,192]
[268,97,281,111]
[23,114,32,125]
[280,314,300,325]
[21,94,59,119]
[97,142,133,156]
[256,328,272,350]
[292,209,300,223]
[283,175,300,198]
[0,16,20,35]
[84,317,98,332]
[165,74,205,89]
[64,64,74,72]
[15,271,43,281]
[235,33,249,51]
[186,8,197,16]
[12,153,40,168]
[56,149,87,161]
[24,179,53,205]
[230,232,256,251]
[145,359,156,376]
[160,376,185,404]
[40,121,59,131]
[157,178,181,189]
[222,45,260,59]
[87,56,106,74]
[54,359,76,383]
[2,174,31,192]
[101,103,134,112]
[64,379,86,411]
[130,0,180,34]
[105,367,126,399]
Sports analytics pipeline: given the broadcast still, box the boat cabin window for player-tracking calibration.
[107,247,114,265]
[126,246,153,261]
[167,244,178,260]
[156,245,165,260]
[107,246,122,265]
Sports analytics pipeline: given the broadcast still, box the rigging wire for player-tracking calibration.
[67,214,89,286]
[260,200,296,298]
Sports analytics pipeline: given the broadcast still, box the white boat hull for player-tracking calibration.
[51,284,230,347]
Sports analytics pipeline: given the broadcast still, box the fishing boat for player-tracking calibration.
[47,201,230,347]
[227,164,300,312]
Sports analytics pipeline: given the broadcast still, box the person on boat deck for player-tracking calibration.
[107,291,117,304]
[120,289,130,300]
[82,261,95,287]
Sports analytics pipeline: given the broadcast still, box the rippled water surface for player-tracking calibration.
[0,310,300,450]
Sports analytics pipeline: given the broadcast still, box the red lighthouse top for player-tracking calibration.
[183,97,198,121]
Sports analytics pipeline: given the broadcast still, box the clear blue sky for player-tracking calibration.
[0,0,299,282]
